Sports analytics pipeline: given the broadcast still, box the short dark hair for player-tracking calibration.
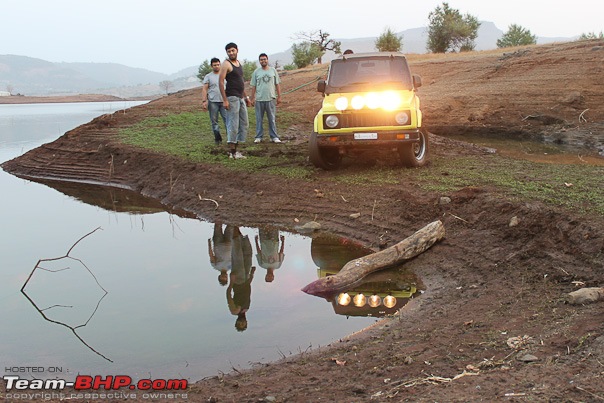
[343,49,354,55]
[210,57,220,64]
[225,42,238,51]
[259,53,268,60]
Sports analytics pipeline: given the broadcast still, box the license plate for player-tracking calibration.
[354,132,378,140]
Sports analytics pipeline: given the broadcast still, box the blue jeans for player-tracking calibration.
[254,100,279,140]
[225,96,249,144]
[208,101,227,142]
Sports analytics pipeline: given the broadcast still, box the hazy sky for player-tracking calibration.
[3,0,602,74]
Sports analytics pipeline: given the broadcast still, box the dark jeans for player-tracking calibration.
[208,101,227,142]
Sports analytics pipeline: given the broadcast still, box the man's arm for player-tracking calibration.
[201,82,209,110]
[218,61,231,109]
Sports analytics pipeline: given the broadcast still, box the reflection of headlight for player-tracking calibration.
[337,293,351,306]
[368,295,381,308]
[353,293,366,307]
[325,115,339,128]
[383,295,397,308]
[395,112,409,125]
[351,95,365,110]
[335,97,348,111]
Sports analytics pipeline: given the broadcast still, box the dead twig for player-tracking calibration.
[198,194,219,209]
[371,199,377,220]
[448,212,469,223]
[579,109,589,123]
[341,195,348,203]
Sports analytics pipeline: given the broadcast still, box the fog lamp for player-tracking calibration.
[381,91,402,111]
[365,92,380,109]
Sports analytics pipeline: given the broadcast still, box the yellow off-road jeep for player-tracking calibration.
[310,52,427,170]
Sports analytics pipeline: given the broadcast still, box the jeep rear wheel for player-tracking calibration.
[398,129,429,168]
[309,132,342,170]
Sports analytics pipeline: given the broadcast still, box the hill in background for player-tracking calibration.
[0,22,572,97]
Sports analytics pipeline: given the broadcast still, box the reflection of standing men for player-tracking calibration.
[208,222,234,286]
[254,228,285,283]
[227,227,255,332]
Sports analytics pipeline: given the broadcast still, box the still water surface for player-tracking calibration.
[0,102,383,381]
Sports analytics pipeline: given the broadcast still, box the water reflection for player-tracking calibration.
[254,227,286,283]
[20,228,112,362]
[310,233,423,317]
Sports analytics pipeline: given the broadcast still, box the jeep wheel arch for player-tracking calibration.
[309,132,342,170]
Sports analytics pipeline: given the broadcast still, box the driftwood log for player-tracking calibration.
[302,220,445,297]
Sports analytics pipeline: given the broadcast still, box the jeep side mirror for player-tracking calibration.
[317,80,326,93]
[413,75,422,89]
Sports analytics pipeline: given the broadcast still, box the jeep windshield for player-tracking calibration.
[325,55,413,94]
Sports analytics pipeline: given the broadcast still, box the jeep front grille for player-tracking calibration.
[324,111,410,129]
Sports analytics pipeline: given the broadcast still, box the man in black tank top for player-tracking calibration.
[219,42,251,159]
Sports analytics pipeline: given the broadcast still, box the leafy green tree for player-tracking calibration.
[291,42,323,68]
[242,60,257,81]
[427,2,480,53]
[196,60,212,82]
[293,30,341,64]
[283,64,297,71]
[375,28,403,52]
[497,24,537,48]
[579,31,604,40]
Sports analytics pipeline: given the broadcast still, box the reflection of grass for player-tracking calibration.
[119,111,604,215]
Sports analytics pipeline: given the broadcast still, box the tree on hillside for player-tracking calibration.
[196,60,212,82]
[497,24,537,48]
[375,28,403,52]
[293,30,341,64]
[579,31,604,40]
[291,42,323,68]
[427,2,480,53]
[242,60,257,81]
[159,80,173,94]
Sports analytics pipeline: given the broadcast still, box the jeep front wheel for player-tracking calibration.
[309,131,342,170]
[398,129,429,168]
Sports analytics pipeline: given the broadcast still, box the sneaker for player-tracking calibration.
[234,151,247,159]
[254,138,262,143]
[228,153,235,159]
[271,138,282,143]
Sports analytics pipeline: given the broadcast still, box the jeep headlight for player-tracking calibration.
[325,115,339,128]
[335,97,348,111]
[365,92,380,109]
[395,112,409,125]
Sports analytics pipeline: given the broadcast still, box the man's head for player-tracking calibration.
[225,42,238,61]
[259,53,269,68]
[218,269,228,286]
[265,268,275,283]
[210,57,221,72]
[235,312,248,332]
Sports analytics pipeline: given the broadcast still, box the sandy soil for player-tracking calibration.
[2,40,604,402]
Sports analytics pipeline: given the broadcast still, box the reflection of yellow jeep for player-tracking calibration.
[311,52,427,170]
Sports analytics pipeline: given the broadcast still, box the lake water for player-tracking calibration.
[0,102,411,382]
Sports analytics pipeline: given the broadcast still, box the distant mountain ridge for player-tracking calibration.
[0,22,573,96]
